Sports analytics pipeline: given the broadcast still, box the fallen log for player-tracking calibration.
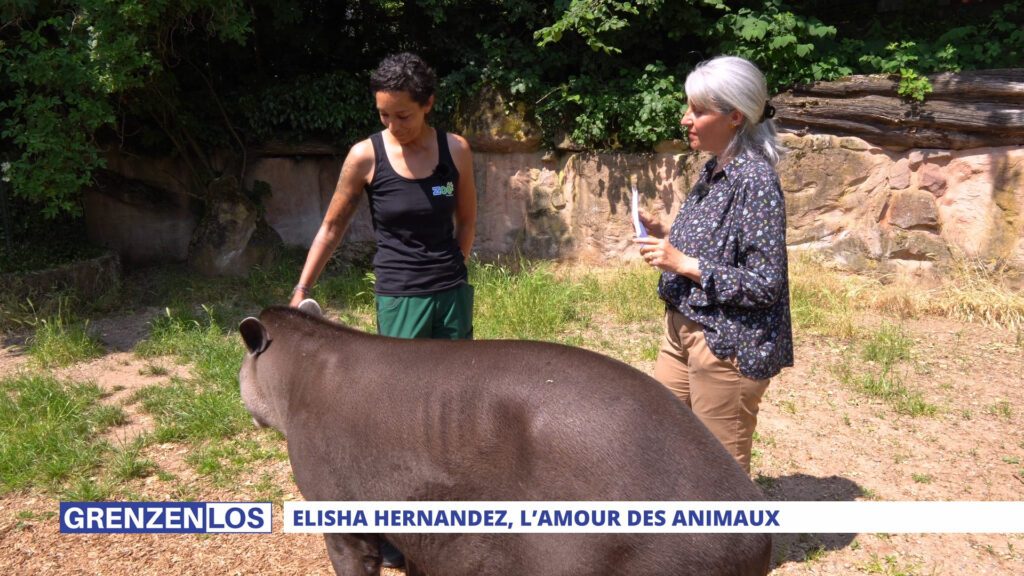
[774,69,1024,150]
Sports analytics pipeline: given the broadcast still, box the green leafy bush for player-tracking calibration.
[4,0,1022,223]
[238,72,378,145]
[712,0,847,90]
[540,63,684,150]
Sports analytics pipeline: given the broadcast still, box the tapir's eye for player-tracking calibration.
[239,317,270,354]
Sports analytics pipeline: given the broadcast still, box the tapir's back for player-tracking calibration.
[305,335,756,499]
[247,307,771,575]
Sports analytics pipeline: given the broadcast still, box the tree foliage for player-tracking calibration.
[1,0,251,218]
[2,0,1022,220]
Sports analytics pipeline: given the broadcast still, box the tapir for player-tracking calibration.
[238,302,771,576]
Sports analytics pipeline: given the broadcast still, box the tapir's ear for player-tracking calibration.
[239,317,270,355]
[297,298,323,318]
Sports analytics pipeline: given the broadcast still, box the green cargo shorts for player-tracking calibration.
[375,283,474,340]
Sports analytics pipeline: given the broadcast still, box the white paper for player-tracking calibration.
[631,185,648,238]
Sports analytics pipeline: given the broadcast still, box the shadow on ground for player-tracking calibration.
[1,333,28,349]
[87,307,163,352]
[758,473,863,569]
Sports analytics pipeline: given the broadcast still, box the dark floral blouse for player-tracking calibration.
[658,148,794,380]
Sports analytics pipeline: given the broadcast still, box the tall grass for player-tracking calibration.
[185,436,287,486]
[926,257,1024,329]
[0,374,124,495]
[110,437,157,481]
[132,378,252,443]
[568,263,663,365]
[787,252,868,339]
[25,299,104,368]
[9,253,1013,498]
[855,370,937,417]
[592,263,662,324]
[314,268,377,331]
[789,251,1024,338]
[471,260,590,341]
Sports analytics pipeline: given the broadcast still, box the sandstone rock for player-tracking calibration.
[838,137,872,151]
[654,139,689,153]
[528,184,555,215]
[826,232,873,271]
[454,85,542,153]
[84,170,197,266]
[472,154,534,258]
[245,158,327,247]
[908,149,953,169]
[89,137,1024,277]
[778,144,888,246]
[101,149,195,200]
[888,158,911,190]
[885,229,951,263]
[553,130,587,152]
[918,163,948,196]
[779,133,806,150]
[888,190,939,230]
[188,176,282,276]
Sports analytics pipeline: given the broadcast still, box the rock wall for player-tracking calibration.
[87,136,1024,274]
[84,157,198,266]
[1,252,121,301]
[777,135,1024,273]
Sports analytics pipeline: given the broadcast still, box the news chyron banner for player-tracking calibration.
[60,502,272,534]
[59,501,1024,534]
[284,501,1024,534]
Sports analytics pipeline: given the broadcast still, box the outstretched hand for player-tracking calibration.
[289,288,309,307]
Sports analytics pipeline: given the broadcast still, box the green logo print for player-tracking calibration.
[432,181,454,197]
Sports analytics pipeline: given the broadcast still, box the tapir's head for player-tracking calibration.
[238,299,324,435]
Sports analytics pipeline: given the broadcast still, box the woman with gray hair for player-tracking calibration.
[634,55,793,473]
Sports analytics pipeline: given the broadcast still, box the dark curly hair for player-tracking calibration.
[369,53,437,105]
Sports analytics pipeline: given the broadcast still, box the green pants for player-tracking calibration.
[375,283,474,340]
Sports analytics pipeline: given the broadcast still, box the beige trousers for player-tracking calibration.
[653,308,769,473]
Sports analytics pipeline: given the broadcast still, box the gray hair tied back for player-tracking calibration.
[684,56,783,166]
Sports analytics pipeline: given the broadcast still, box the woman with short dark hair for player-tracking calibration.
[291,52,477,341]
[289,50,476,572]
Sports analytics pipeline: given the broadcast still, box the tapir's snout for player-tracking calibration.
[238,353,276,432]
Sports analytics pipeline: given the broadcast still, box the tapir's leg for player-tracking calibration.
[404,558,426,576]
[324,534,382,576]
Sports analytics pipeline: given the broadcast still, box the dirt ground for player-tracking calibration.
[1,309,1022,575]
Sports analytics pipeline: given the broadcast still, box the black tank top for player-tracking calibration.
[366,129,468,295]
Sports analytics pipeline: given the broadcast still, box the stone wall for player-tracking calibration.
[87,136,1024,274]
[777,135,1023,273]
[1,252,121,301]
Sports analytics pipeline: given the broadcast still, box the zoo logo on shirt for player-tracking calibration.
[432,181,454,197]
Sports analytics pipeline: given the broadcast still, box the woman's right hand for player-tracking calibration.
[638,209,668,239]
[287,139,373,308]
[288,288,309,307]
